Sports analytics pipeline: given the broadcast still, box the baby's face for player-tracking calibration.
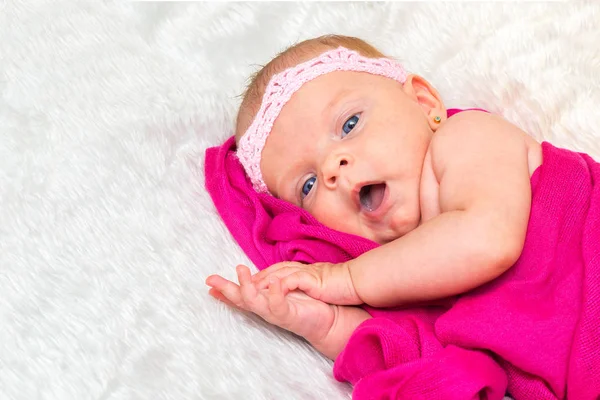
[260,71,438,244]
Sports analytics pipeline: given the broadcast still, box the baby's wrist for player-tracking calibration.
[342,261,364,305]
[310,305,371,360]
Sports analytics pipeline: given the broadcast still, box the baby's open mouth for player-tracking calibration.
[359,183,387,212]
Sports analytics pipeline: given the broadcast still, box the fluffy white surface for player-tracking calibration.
[1,2,599,399]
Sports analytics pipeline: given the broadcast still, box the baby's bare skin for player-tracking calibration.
[207,36,543,360]
[206,264,369,359]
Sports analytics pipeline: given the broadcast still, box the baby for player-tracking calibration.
[205,35,600,398]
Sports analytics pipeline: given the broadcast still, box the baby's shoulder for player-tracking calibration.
[435,110,515,141]
[429,111,542,177]
[429,110,541,177]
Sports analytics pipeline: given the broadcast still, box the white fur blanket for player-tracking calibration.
[1,2,599,399]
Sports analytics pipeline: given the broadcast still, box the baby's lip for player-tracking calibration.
[352,181,387,214]
[352,181,372,210]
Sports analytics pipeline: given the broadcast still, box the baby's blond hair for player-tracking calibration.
[235,35,386,143]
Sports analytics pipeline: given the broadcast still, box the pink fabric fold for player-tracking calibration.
[334,311,508,400]
[204,136,379,267]
[204,108,600,400]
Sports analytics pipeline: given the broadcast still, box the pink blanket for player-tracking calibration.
[204,110,600,399]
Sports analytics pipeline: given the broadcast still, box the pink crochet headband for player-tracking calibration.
[237,46,408,193]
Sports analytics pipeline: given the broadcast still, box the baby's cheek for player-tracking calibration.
[389,204,421,237]
[312,203,361,237]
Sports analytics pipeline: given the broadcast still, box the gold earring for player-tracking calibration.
[433,116,442,124]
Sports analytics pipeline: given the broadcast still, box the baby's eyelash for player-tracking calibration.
[341,113,361,137]
[299,175,317,206]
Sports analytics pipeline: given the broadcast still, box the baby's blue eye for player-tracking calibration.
[301,176,316,198]
[342,114,360,137]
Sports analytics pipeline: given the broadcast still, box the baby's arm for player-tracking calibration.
[254,111,534,308]
[313,305,372,360]
[349,111,533,307]
[206,265,370,360]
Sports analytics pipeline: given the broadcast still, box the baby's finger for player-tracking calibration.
[238,265,268,312]
[266,276,291,322]
[281,272,320,299]
[255,267,299,291]
[206,274,235,290]
[206,275,245,308]
[251,261,303,283]
[208,288,239,309]
[237,264,253,286]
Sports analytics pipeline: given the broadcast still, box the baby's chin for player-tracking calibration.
[361,226,400,245]
[371,218,420,244]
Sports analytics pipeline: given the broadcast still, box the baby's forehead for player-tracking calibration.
[268,49,330,90]
[269,76,361,143]
[280,70,376,109]
[235,45,332,140]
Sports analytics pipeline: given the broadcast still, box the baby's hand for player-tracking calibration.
[206,265,337,349]
[251,261,363,306]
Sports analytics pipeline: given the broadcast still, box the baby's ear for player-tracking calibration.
[403,74,447,131]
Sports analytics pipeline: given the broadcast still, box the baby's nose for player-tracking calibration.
[322,154,351,188]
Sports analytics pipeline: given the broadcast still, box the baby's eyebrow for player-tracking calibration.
[321,88,353,123]
[275,161,303,203]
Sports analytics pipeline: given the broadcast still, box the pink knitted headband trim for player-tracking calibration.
[237,46,408,193]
